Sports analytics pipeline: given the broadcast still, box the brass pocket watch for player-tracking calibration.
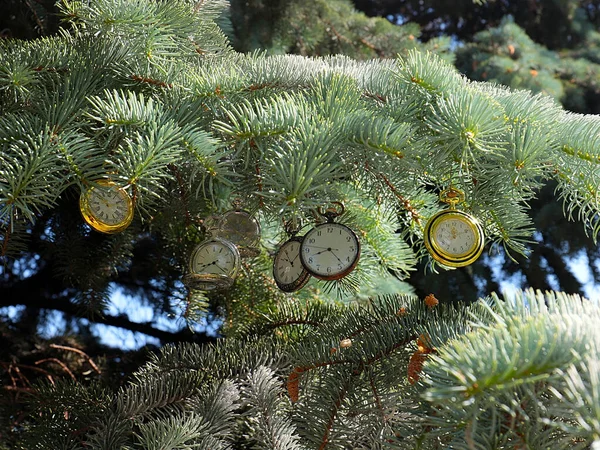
[183,237,241,291]
[300,202,360,281]
[216,208,261,257]
[424,187,484,267]
[79,179,134,234]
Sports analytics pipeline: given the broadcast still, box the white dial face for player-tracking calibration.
[191,240,238,276]
[274,240,307,287]
[301,223,360,279]
[432,217,477,257]
[88,185,130,226]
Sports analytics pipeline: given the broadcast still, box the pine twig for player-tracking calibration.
[318,382,349,450]
[35,358,77,381]
[49,344,102,374]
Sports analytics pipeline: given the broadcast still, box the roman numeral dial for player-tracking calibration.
[424,210,484,267]
[79,180,134,234]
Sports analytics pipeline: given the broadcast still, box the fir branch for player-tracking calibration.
[242,366,302,450]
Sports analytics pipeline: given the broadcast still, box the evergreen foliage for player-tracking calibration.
[228,0,452,60]
[14,290,600,448]
[1,0,600,447]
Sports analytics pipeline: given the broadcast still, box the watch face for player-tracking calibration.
[425,210,484,267]
[273,237,311,292]
[300,223,360,280]
[189,238,240,279]
[217,210,261,256]
[80,180,134,234]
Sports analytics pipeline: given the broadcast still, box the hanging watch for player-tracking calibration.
[300,202,360,281]
[424,187,485,267]
[216,208,261,257]
[273,235,311,292]
[183,237,241,291]
[79,179,134,234]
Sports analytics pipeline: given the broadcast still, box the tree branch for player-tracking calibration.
[0,269,215,345]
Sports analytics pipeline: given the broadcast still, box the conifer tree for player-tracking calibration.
[1,0,600,448]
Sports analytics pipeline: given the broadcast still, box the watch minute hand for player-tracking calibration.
[329,250,345,265]
[304,245,336,251]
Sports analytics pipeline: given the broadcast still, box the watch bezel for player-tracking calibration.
[182,273,234,291]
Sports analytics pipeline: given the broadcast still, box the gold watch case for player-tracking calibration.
[424,209,484,267]
[79,180,134,234]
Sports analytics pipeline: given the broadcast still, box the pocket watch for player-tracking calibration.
[183,237,241,291]
[216,208,261,257]
[300,203,360,281]
[273,235,311,292]
[79,179,134,234]
[424,187,485,267]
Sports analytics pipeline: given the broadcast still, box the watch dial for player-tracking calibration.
[273,239,310,291]
[190,240,239,277]
[432,217,477,257]
[301,223,360,280]
[88,185,131,226]
[218,211,260,248]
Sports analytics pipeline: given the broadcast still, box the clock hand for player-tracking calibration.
[311,249,332,256]
[304,245,339,251]
[213,262,229,274]
[329,250,345,266]
[283,249,293,264]
[195,261,214,271]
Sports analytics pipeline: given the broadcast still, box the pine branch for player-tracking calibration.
[0,269,213,344]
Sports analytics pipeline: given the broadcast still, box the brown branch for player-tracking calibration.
[130,75,172,89]
[1,362,54,385]
[267,319,323,329]
[23,0,45,33]
[378,172,422,226]
[318,383,349,450]
[358,37,385,58]
[255,163,265,208]
[49,344,102,374]
[35,358,76,382]
[369,373,386,420]
[12,364,33,387]
[169,164,194,227]
[1,224,10,257]
[2,386,33,393]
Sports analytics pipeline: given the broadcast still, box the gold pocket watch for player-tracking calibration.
[183,237,241,291]
[79,179,134,234]
[424,187,484,267]
[273,221,312,293]
[216,208,261,257]
[300,202,360,281]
